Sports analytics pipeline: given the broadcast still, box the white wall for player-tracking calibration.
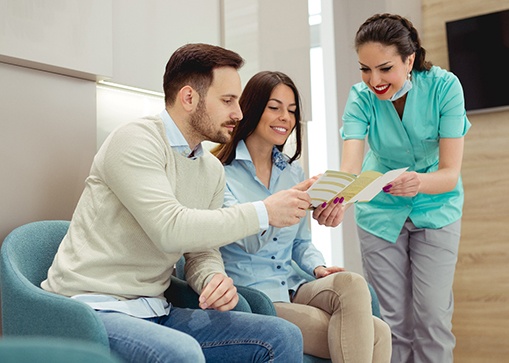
[110,0,221,92]
[0,0,113,80]
[0,62,97,238]
[223,0,311,121]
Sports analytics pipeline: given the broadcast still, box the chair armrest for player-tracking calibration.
[235,285,277,316]
[0,278,109,346]
[367,283,381,318]
[165,275,202,309]
[0,337,121,362]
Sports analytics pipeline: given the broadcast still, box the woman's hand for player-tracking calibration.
[383,171,421,197]
[384,137,464,196]
[312,197,346,227]
[314,265,345,278]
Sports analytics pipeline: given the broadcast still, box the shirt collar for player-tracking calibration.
[234,140,252,161]
[160,109,204,159]
[235,140,288,171]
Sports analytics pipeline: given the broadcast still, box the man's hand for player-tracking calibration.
[263,189,311,228]
[199,273,238,311]
[292,175,320,191]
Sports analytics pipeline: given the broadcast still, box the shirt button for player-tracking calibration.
[277,265,281,269]
[273,237,278,241]
[271,256,275,260]
[281,281,286,286]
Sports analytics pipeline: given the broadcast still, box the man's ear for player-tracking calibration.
[179,85,198,112]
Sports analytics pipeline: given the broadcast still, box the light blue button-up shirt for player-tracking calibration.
[341,66,471,243]
[220,140,326,302]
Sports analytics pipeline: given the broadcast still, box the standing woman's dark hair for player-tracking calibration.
[355,13,432,71]
[214,71,303,165]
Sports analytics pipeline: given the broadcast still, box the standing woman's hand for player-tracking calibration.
[383,171,421,197]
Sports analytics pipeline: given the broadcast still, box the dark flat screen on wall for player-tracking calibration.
[446,10,509,113]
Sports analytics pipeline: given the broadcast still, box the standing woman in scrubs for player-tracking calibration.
[338,13,470,363]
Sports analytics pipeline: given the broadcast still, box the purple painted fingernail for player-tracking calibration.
[383,184,392,192]
[333,197,340,204]
[321,202,327,208]
[339,197,344,203]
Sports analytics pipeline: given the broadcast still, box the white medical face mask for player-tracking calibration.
[388,77,413,101]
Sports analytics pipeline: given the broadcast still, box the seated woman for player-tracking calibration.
[213,71,392,363]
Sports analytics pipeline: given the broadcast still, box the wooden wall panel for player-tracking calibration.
[422,1,509,361]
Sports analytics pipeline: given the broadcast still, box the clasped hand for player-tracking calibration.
[199,273,238,311]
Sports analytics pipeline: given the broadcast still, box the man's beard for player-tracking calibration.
[190,100,236,144]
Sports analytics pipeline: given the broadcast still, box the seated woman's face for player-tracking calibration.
[357,42,414,101]
[250,84,297,147]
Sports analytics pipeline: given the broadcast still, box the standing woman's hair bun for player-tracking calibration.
[355,13,432,71]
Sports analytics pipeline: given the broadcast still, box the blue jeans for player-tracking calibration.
[98,306,303,363]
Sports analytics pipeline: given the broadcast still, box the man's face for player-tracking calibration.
[190,67,243,144]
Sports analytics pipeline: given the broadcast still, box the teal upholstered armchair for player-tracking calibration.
[0,220,256,354]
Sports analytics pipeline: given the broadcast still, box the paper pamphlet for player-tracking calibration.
[307,167,408,207]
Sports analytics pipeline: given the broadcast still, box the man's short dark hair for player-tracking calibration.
[163,43,244,106]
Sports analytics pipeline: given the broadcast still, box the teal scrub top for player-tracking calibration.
[341,66,471,243]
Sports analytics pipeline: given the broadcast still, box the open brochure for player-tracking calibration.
[307,167,408,207]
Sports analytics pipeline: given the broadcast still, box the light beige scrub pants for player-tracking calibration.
[274,271,392,362]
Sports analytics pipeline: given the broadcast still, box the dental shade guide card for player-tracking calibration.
[307,167,408,207]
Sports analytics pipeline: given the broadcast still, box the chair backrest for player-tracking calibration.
[2,220,69,287]
[0,220,109,345]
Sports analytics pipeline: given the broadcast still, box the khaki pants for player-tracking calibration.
[274,272,392,363]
